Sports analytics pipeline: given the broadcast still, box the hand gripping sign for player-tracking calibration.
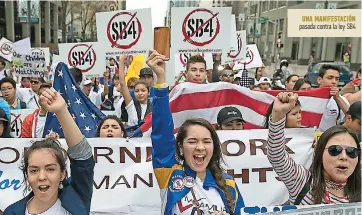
[222,30,247,65]
[171,7,231,54]
[96,8,152,55]
[58,42,105,77]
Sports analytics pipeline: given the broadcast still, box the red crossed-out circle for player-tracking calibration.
[106,11,142,49]
[182,8,220,47]
[227,34,242,58]
[0,42,13,55]
[67,44,97,73]
[179,53,205,67]
[237,48,254,65]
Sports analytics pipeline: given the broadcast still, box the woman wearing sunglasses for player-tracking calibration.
[267,92,361,205]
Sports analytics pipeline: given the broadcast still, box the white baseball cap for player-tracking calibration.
[258,77,271,85]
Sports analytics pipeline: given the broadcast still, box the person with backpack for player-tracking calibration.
[101,73,122,111]
[0,77,27,109]
[267,92,360,205]
[116,54,152,126]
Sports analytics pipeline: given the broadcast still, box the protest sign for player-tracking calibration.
[171,7,231,54]
[9,109,116,138]
[222,30,247,65]
[30,47,50,66]
[12,52,47,78]
[96,8,152,56]
[0,128,314,213]
[0,37,31,62]
[58,42,106,77]
[262,203,361,215]
[234,44,263,69]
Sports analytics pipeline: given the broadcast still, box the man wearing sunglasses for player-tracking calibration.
[219,65,234,83]
[17,77,45,109]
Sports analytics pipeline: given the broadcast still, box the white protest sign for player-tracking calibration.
[229,15,238,52]
[171,7,231,54]
[96,8,152,56]
[234,44,263,69]
[31,47,50,66]
[0,37,13,61]
[0,128,314,213]
[222,30,247,65]
[12,52,47,78]
[58,42,106,77]
[0,37,32,62]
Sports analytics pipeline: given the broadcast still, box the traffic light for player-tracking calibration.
[276,32,283,48]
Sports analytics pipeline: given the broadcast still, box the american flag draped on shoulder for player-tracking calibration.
[43,62,105,138]
[139,82,331,136]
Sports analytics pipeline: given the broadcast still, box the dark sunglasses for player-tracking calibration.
[222,73,234,77]
[326,145,360,159]
[30,80,39,84]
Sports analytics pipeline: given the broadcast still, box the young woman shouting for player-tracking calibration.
[267,92,360,205]
[4,88,95,215]
[147,50,245,215]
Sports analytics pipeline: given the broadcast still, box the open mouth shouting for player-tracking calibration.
[38,185,50,193]
[193,154,206,165]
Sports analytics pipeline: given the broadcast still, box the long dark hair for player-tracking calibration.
[20,139,67,195]
[94,115,127,138]
[312,125,361,203]
[0,109,11,138]
[175,118,234,214]
[264,100,301,128]
[293,79,312,91]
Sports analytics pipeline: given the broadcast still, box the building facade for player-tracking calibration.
[237,0,361,69]
[1,1,60,51]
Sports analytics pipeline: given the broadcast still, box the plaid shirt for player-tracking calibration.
[238,69,254,88]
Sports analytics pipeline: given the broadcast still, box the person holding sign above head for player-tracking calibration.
[4,87,95,215]
[117,54,152,127]
[267,92,361,205]
[148,50,245,215]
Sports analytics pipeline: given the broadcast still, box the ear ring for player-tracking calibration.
[59,181,63,189]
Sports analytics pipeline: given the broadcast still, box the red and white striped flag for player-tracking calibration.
[140,82,331,136]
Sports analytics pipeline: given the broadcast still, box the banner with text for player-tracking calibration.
[12,51,46,78]
[0,128,314,214]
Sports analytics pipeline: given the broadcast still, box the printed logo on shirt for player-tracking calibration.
[328,109,338,116]
[169,175,185,192]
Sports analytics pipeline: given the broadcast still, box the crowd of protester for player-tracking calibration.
[0,49,361,215]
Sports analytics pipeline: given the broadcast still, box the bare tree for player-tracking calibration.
[59,0,81,43]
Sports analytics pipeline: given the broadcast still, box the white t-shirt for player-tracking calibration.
[26,198,71,215]
[112,86,121,107]
[115,97,125,119]
[35,114,47,138]
[0,69,10,81]
[318,96,350,132]
[172,177,226,215]
[89,90,103,108]
[17,88,39,109]
[126,99,147,126]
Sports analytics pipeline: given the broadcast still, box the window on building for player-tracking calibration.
[0,1,5,19]
[261,23,266,35]
[51,30,54,43]
[268,23,274,35]
[58,7,61,28]
[41,28,45,43]
[279,19,284,32]
[0,24,5,39]
[14,23,22,41]
[41,1,45,25]
[262,1,268,12]
[250,4,257,14]
[269,0,277,10]
[50,4,54,29]
[278,0,286,7]
[296,1,303,4]
[13,1,19,22]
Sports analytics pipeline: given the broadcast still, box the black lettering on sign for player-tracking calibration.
[71,51,93,66]
[111,21,137,41]
[187,18,214,38]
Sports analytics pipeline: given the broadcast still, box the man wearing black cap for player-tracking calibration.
[216,107,245,130]
[343,101,361,134]
[139,67,154,87]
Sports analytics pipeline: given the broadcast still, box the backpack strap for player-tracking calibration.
[108,85,114,103]
[294,174,313,205]
[20,101,27,109]
[145,99,152,116]
[133,98,142,125]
